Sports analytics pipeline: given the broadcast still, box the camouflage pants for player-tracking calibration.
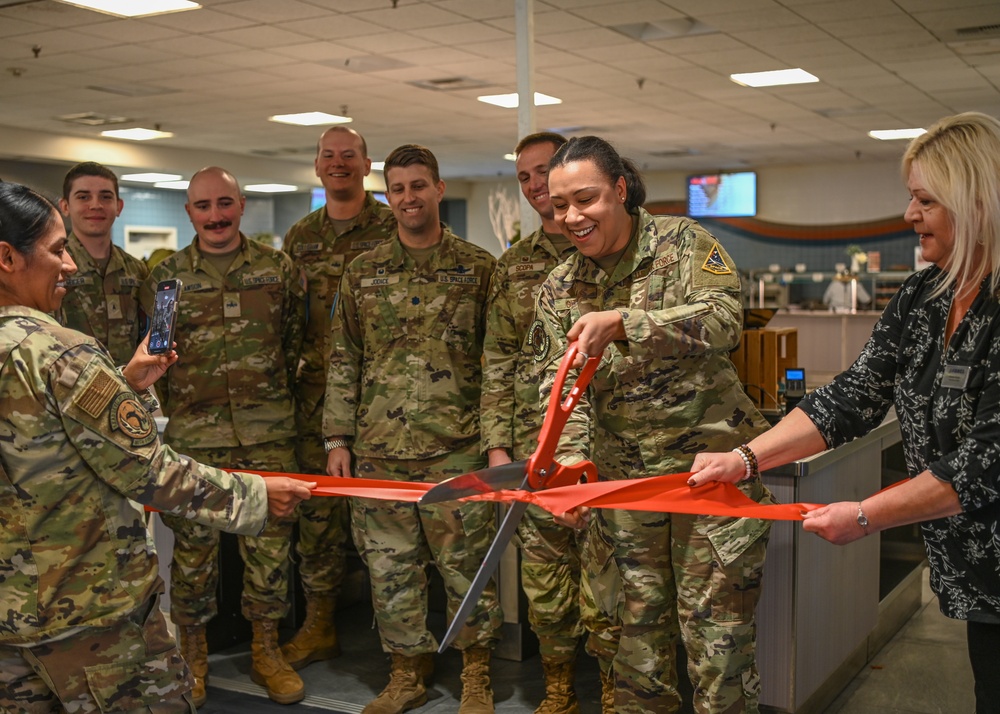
[352,442,503,654]
[0,594,195,713]
[584,502,770,714]
[163,441,297,625]
[516,503,585,660]
[292,403,349,598]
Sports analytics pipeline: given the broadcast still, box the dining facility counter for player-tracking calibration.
[756,413,923,712]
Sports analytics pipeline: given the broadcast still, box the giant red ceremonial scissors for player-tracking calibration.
[419,342,600,652]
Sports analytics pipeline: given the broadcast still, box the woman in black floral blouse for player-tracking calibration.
[689,111,1000,712]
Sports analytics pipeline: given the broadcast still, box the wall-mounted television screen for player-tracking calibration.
[310,187,325,212]
[687,171,757,218]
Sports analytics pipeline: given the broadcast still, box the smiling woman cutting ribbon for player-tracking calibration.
[528,136,775,713]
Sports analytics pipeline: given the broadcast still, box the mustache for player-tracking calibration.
[204,220,232,230]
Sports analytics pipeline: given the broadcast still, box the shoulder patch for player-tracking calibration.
[75,366,120,419]
[528,319,551,363]
[109,393,156,447]
[702,243,732,275]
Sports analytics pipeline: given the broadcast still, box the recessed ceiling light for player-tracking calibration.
[244,184,299,193]
[101,128,174,141]
[55,0,200,18]
[269,112,352,126]
[868,128,926,141]
[477,92,562,109]
[154,180,190,190]
[503,153,517,161]
[730,69,819,87]
[370,161,385,171]
[122,172,182,183]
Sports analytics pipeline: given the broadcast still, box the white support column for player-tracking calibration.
[514,0,539,237]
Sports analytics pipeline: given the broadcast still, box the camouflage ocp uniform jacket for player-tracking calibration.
[140,234,305,450]
[0,307,268,645]
[532,208,772,554]
[480,228,575,460]
[324,228,496,460]
[282,194,395,423]
[56,232,149,365]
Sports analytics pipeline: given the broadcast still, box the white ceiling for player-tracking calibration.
[1,0,999,181]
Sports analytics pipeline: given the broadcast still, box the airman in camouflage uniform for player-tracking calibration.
[55,162,149,365]
[0,181,310,712]
[324,145,501,714]
[281,126,395,671]
[533,137,773,714]
[480,132,587,714]
[140,167,307,705]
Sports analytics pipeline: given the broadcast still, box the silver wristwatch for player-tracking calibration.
[856,502,870,535]
[323,437,350,453]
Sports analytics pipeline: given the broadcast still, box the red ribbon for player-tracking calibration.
[240,471,821,521]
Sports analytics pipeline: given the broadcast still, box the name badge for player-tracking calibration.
[941,364,971,390]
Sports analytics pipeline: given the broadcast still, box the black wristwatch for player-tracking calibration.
[856,502,870,535]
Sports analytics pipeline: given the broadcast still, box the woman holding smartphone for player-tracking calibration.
[0,181,312,712]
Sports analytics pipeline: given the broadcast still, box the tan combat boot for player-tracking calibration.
[535,656,580,714]
[362,652,429,714]
[599,666,615,714]
[280,596,340,670]
[179,625,209,708]
[459,646,494,714]
[250,618,305,704]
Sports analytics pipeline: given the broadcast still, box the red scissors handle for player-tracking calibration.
[526,341,601,490]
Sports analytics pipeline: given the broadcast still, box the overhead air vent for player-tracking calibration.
[56,111,132,126]
[333,55,411,73]
[250,146,316,157]
[611,17,716,42]
[956,23,1000,37]
[87,83,177,97]
[649,147,698,158]
[409,76,491,92]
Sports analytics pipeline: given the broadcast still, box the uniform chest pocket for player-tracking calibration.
[638,261,682,311]
[439,289,479,351]
[239,280,285,329]
[359,289,405,355]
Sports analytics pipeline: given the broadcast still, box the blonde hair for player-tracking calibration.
[902,112,1000,296]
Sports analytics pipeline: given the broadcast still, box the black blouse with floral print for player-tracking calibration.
[800,266,1000,623]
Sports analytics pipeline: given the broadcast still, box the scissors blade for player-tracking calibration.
[419,460,528,504]
[437,496,530,652]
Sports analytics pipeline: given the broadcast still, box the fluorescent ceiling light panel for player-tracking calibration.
[101,127,174,141]
[868,128,926,140]
[370,161,385,171]
[503,153,517,161]
[244,184,299,193]
[269,112,351,126]
[122,172,181,183]
[730,69,819,87]
[477,92,562,109]
[154,180,190,190]
[55,0,200,18]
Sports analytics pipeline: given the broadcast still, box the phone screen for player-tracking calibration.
[148,280,181,354]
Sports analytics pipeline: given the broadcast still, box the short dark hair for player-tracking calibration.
[62,161,119,201]
[384,144,440,184]
[0,181,61,256]
[316,126,368,158]
[514,131,567,157]
[550,136,647,211]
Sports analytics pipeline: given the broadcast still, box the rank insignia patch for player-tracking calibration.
[528,319,551,363]
[109,393,156,447]
[702,243,733,275]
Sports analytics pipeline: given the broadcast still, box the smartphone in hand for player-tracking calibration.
[148,279,182,355]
